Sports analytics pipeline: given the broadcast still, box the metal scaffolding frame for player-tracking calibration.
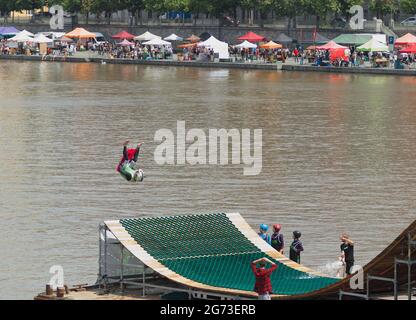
[339,232,416,300]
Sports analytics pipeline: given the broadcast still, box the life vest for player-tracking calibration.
[258,233,271,245]
[271,233,283,250]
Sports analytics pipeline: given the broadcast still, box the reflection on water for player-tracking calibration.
[1,61,416,299]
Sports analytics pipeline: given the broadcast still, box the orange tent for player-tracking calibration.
[177,42,198,48]
[260,41,282,49]
[65,27,96,39]
[186,34,200,42]
[394,33,416,47]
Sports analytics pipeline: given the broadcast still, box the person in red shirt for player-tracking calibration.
[117,140,143,181]
[251,257,278,300]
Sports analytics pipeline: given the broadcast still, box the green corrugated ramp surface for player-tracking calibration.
[120,213,338,295]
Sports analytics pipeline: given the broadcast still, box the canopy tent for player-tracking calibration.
[199,32,212,42]
[395,33,416,47]
[260,41,282,49]
[399,43,416,54]
[356,38,389,52]
[0,26,20,36]
[134,31,161,41]
[177,42,198,48]
[33,34,53,44]
[275,33,293,44]
[300,32,330,44]
[20,29,34,37]
[59,36,74,43]
[164,33,183,41]
[331,34,372,46]
[8,32,34,42]
[306,45,318,50]
[65,27,96,39]
[118,39,134,46]
[234,40,257,49]
[330,48,349,62]
[112,30,136,40]
[197,36,229,59]
[238,31,266,42]
[142,38,171,46]
[37,32,66,40]
[316,41,347,50]
[186,34,200,42]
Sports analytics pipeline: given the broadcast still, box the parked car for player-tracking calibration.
[400,17,416,26]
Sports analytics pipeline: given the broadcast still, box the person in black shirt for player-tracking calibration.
[290,231,303,263]
[340,233,354,275]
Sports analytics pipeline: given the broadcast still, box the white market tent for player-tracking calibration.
[33,34,53,44]
[9,31,34,42]
[164,33,183,41]
[357,38,389,52]
[197,36,229,59]
[235,40,257,49]
[134,31,161,41]
[20,29,34,37]
[142,38,172,46]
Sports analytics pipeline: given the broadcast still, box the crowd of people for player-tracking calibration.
[1,35,414,70]
[252,223,355,300]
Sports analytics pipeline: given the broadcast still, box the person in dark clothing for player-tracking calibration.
[289,231,304,263]
[117,140,143,182]
[340,233,354,275]
[271,224,284,254]
[251,257,277,300]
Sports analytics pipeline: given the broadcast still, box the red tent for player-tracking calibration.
[238,31,266,42]
[399,43,416,54]
[394,33,416,48]
[112,30,136,40]
[316,40,347,50]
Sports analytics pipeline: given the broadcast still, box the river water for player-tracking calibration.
[0,61,415,299]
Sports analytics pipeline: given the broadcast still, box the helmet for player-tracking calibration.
[260,224,268,232]
[293,230,301,238]
[133,169,144,182]
[273,224,281,232]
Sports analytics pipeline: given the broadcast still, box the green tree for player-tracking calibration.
[122,0,145,25]
[337,0,364,19]
[400,0,416,14]
[303,0,339,28]
[368,0,400,19]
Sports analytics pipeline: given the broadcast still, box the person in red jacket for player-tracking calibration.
[251,257,278,300]
[117,140,143,181]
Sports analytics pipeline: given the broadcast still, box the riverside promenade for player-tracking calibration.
[1,54,416,76]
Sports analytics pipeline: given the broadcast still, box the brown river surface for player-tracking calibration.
[0,61,415,299]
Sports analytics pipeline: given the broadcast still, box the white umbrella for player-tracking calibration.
[134,31,161,41]
[142,38,171,46]
[163,33,183,41]
[33,34,53,44]
[234,40,257,49]
[9,32,34,42]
